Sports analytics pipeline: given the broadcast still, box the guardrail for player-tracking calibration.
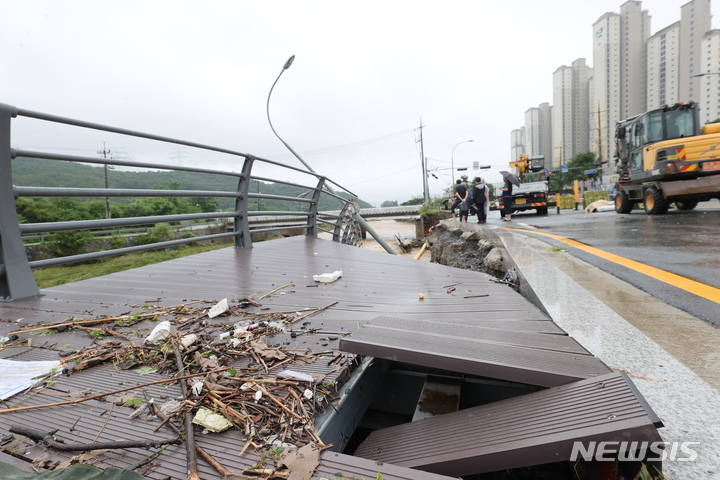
[0,102,364,301]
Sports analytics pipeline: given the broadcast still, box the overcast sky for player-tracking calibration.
[2,0,715,206]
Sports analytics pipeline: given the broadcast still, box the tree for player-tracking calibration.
[565,152,598,182]
[380,200,398,207]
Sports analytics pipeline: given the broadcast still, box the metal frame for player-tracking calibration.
[0,102,363,301]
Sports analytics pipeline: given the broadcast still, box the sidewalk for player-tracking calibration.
[497,228,720,480]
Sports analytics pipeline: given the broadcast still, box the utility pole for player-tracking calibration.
[97,142,112,219]
[417,118,428,203]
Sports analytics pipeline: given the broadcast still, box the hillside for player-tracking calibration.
[11,158,373,210]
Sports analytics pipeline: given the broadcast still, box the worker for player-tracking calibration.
[501,175,513,222]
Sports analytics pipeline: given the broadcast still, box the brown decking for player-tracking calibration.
[354,371,664,477]
[340,316,610,387]
[0,235,662,478]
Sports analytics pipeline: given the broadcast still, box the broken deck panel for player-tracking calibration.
[359,316,590,354]
[340,320,611,387]
[0,236,661,478]
[354,371,664,477]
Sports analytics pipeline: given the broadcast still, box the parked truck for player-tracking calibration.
[614,101,720,214]
[498,153,550,215]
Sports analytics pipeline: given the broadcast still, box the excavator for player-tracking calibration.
[614,101,720,214]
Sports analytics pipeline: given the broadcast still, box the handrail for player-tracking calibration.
[0,102,366,301]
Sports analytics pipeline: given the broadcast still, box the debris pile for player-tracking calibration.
[0,297,352,479]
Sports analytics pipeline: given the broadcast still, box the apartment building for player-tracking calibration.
[697,29,720,124]
[510,128,524,164]
[552,60,591,168]
[647,22,681,109]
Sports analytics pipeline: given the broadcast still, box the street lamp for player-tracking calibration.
[693,72,720,77]
[451,140,474,181]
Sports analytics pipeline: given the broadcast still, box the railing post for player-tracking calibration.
[234,155,255,248]
[0,103,41,301]
[307,177,324,237]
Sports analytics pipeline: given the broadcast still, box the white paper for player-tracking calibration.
[312,270,342,283]
[0,359,62,400]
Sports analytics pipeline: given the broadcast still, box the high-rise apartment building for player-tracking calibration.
[680,0,712,101]
[510,128,524,163]
[697,29,720,124]
[621,1,651,118]
[592,2,649,165]
[523,102,553,163]
[552,59,591,168]
[647,22,681,108]
[592,12,621,166]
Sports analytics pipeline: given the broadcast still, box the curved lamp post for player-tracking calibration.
[265,55,397,255]
[451,140,474,181]
[267,55,316,172]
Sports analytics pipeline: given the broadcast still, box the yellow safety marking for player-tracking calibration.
[501,226,720,305]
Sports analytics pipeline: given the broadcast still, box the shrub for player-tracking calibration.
[109,234,126,250]
[558,195,576,209]
[46,230,95,257]
[135,223,176,246]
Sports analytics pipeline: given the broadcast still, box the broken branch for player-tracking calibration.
[9,425,179,451]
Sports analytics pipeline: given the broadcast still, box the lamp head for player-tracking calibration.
[284,55,296,70]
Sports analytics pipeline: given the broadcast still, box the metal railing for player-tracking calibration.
[0,102,365,301]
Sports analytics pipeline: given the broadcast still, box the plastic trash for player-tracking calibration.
[254,390,263,403]
[276,370,314,382]
[191,381,203,396]
[180,333,198,348]
[303,389,313,400]
[312,270,342,283]
[143,321,171,344]
[208,298,229,318]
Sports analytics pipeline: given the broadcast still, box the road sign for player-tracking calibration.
[584,169,597,174]
[562,164,569,172]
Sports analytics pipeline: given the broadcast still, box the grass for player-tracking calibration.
[33,243,229,289]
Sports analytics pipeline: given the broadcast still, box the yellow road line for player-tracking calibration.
[502,226,720,304]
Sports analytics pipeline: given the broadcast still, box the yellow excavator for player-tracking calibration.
[614,101,720,214]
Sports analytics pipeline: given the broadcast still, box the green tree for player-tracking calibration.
[380,200,398,207]
[567,152,600,184]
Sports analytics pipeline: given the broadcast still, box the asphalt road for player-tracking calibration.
[503,200,720,328]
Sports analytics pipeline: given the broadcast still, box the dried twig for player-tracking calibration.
[258,283,296,300]
[0,368,230,414]
[9,425,179,451]
[289,301,338,325]
[172,341,200,480]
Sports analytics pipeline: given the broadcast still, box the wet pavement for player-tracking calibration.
[496,229,720,480]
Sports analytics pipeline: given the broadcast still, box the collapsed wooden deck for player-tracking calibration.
[0,236,663,479]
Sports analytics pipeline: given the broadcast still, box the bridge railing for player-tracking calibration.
[0,102,362,301]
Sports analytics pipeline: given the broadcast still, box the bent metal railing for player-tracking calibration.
[0,102,366,301]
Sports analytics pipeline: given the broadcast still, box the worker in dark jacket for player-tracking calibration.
[501,176,513,222]
[473,177,488,223]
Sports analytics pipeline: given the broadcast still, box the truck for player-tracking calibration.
[498,153,550,215]
[614,101,720,214]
